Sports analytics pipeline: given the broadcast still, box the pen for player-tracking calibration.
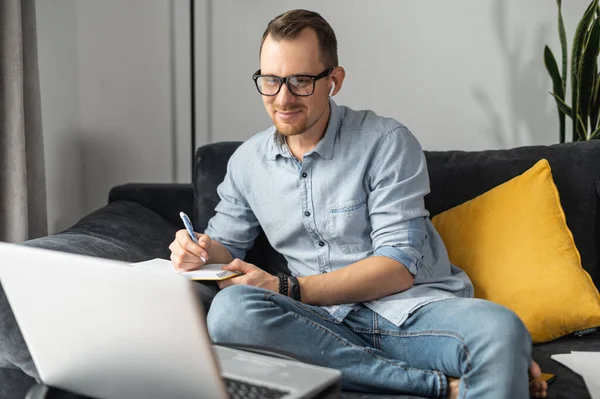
[179,211,207,263]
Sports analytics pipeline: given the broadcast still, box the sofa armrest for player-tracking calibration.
[108,183,193,229]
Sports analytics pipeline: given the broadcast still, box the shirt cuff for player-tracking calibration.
[373,246,423,276]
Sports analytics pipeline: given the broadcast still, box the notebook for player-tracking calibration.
[133,258,240,281]
[0,243,342,399]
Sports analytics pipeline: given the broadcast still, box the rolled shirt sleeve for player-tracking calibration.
[368,126,430,276]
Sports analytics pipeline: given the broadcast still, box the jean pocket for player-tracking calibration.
[327,199,372,254]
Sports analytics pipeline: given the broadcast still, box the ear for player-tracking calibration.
[329,66,345,97]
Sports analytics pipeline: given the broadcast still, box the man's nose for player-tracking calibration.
[275,82,296,105]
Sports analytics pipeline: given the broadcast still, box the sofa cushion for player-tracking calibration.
[0,367,36,399]
[432,159,600,343]
[24,200,177,262]
[425,141,600,289]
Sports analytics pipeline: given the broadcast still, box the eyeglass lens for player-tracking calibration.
[256,76,315,96]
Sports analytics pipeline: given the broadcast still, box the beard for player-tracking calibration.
[274,120,307,136]
[272,106,308,136]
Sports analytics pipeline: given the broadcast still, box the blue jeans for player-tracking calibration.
[207,286,532,399]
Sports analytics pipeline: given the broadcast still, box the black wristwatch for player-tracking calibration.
[289,275,302,302]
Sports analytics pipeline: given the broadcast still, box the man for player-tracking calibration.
[170,9,547,399]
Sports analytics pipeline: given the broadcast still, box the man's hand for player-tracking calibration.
[528,361,548,398]
[169,229,211,272]
[217,259,279,292]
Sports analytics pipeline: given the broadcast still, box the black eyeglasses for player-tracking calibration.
[252,67,333,96]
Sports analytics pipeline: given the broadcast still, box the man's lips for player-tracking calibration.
[275,109,302,121]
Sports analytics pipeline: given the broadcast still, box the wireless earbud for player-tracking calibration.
[329,82,336,96]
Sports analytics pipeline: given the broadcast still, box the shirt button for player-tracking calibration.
[301,172,308,178]
[304,211,311,217]
[318,241,325,247]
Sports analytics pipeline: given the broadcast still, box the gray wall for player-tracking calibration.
[36,0,191,234]
[196,0,590,151]
[36,0,590,234]
[36,0,82,235]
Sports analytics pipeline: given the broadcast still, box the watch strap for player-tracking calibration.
[289,275,301,302]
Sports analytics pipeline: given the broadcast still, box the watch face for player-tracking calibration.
[291,277,301,301]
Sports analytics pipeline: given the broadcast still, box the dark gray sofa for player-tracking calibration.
[2,140,600,399]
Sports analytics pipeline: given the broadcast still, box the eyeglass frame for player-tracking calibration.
[252,67,334,97]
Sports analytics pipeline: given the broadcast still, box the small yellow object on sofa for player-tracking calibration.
[431,159,600,343]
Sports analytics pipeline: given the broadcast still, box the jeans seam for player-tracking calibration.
[264,292,342,324]
[438,373,446,398]
[372,311,381,349]
[376,329,465,340]
[460,342,472,399]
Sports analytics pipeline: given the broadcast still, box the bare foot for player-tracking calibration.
[447,377,459,399]
[529,361,548,398]
[446,361,547,398]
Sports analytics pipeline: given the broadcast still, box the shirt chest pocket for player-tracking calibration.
[327,198,372,254]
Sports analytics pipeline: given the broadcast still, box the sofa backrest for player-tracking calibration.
[194,140,600,287]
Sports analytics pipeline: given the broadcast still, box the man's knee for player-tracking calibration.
[206,285,271,343]
[469,300,531,350]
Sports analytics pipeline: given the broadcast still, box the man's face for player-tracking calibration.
[259,29,332,137]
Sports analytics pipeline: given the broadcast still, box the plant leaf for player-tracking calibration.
[557,0,568,94]
[578,114,589,140]
[589,124,600,139]
[545,46,565,99]
[592,70,600,131]
[551,92,573,117]
[571,0,598,141]
[578,17,600,134]
[545,43,566,142]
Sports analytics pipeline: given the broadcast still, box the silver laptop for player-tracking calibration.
[0,243,341,399]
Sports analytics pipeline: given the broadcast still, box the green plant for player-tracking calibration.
[545,0,600,142]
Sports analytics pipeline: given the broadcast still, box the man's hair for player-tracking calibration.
[259,9,338,68]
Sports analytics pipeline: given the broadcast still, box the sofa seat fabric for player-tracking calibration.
[24,200,178,262]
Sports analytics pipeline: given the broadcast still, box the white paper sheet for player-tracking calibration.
[132,258,240,280]
[551,351,600,398]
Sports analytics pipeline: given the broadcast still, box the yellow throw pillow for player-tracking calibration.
[431,159,600,343]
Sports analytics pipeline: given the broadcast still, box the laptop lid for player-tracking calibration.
[0,243,228,399]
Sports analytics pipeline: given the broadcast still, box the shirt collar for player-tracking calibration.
[266,98,341,161]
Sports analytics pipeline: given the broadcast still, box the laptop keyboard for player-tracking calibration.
[224,377,289,399]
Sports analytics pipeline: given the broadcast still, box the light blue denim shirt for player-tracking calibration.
[205,99,473,326]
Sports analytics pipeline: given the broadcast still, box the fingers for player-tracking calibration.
[169,230,210,271]
[529,379,547,398]
[217,267,247,290]
[195,232,211,250]
[222,258,251,272]
[179,230,209,258]
[217,260,249,289]
[175,230,209,255]
[217,278,235,290]
[169,253,202,272]
[528,361,547,398]
[528,361,542,379]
